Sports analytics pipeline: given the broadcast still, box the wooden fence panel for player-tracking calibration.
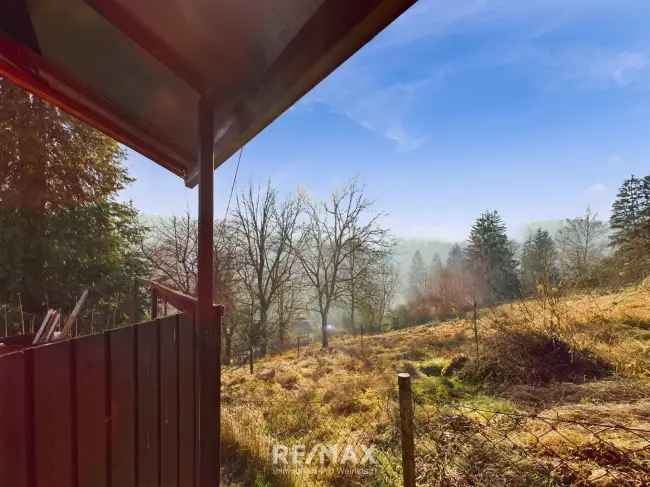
[109,325,137,487]
[160,315,179,487]
[177,313,196,487]
[137,320,160,487]
[0,312,202,487]
[74,333,108,487]
[0,351,29,487]
[31,341,74,487]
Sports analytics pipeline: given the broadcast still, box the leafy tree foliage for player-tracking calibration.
[465,210,520,303]
[0,78,147,324]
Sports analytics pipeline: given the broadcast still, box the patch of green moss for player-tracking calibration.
[418,357,450,377]
[413,376,467,402]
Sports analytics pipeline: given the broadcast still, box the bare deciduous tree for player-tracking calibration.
[556,208,608,280]
[232,183,301,356]
[356,254,399,332]
[272,277,306,347]
[296,181,388,348]
[142,213,198,294]
[141,214,239,365]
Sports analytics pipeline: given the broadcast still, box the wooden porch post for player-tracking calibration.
[197,95,219,487]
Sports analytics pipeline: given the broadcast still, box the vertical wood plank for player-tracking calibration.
[109,326,136,487]
[0,352,29,487]
[74,334,108,487]
[160,316,179,487]
[32,341,74,487]
[137,320,160,487]
[177,314,195,487]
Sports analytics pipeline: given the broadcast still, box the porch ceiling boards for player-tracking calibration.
[0,0,415,186]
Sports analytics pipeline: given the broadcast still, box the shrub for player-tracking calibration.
[419,357,450,377]
[462,329,612,386]
[275,370,300,390]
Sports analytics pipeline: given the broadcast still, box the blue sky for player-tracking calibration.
[119,0,650,242]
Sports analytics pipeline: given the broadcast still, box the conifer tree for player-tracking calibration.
[465,210,520,303]
[609,175,650,278]
[446,244,464,273]
[407,250,426,300]
[610,175,649,246]
[520,228,559,294]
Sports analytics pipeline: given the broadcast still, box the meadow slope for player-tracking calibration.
[221,283,650,486]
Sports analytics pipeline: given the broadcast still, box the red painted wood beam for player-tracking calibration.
[85,0,205,92]
[196,95,219,487]
[0,33,191,179]
[149,281,197,315]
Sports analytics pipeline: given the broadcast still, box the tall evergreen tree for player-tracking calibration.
[465,210,520,303]
[446,244,464,273]
[609,175,650,278]
[407,250,427,300]
[0,78,148,321]
[520,229,559,294]
[610,175,650,247]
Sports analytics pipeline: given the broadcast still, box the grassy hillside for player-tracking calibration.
[221,283,650,486]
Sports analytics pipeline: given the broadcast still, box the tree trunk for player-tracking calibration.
[321,312,329,349]
[259,308,268,356]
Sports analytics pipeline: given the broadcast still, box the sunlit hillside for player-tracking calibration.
[221,282,650,486]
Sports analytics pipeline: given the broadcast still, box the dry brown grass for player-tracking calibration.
[221,284,650,486]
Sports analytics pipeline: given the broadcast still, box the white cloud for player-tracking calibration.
[305,70,438,152]
[297,0,650,151]
[555,49,650,87]
[384,123,428,152]
[372,0,624,49]
[372,0,492,49]
[602,51,649,85]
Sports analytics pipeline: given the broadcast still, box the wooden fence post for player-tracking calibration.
[398,373,416,487]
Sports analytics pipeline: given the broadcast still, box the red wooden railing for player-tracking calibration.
[0,305,222,487]
[150,281,200,316]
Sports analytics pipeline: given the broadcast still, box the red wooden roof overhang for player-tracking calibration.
[0,0,416,187]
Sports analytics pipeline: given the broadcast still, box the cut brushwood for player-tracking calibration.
[32,310,60,345]
[61,290,88,337]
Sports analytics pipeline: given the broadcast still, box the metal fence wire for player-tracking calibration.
[220,391,650,486]
[412,400,650,487]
